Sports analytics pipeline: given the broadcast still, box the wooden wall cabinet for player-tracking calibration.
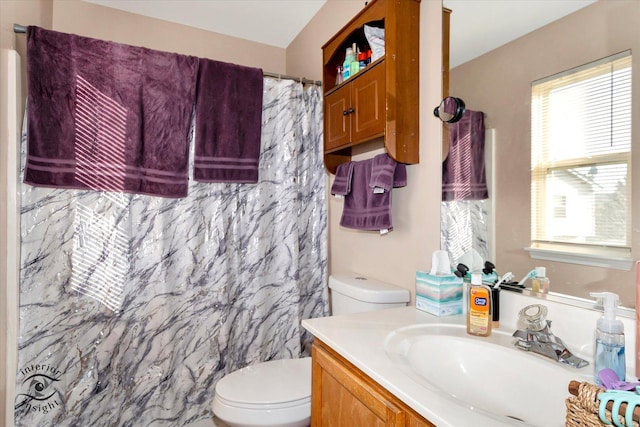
[322,0,421,174]
[311,340,436,427]
[441,7,452,161]
[325,62,386,152]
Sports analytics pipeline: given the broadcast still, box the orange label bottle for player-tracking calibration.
[467,273,492,336]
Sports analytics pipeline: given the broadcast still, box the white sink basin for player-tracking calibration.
[384,323,592,426]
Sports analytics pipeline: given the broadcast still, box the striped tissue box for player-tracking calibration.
[415,271,463,316]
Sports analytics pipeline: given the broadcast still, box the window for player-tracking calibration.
[553,195,566,219]
[529,51,632,267]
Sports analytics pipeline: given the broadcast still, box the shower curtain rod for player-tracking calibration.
[14,23,322,86]
[263,72,321,86]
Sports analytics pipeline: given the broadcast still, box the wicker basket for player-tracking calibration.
[566,381,639,427]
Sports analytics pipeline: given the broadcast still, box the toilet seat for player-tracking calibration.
[212,357,311,427]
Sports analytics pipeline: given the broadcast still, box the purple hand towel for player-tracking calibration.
[393,163,407,188]
[442,110,488,201]
[369,153,406,192]
[25,26,198,198]
[331,161,355,196]
[195,58,264,183]
[340,156,407,232]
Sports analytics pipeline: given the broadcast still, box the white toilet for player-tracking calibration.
[211,273,410,427]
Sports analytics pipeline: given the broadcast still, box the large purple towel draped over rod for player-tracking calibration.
[24,26,268,197]
[25,26,199,198]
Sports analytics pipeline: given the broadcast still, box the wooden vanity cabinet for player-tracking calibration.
[322,0,421,174]
[311,340,435,427]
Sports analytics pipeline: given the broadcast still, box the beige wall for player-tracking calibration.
[52,0,286,72]
[0,0,53,114]
[0,0,444,423]
[450,0,640,307]
[1,2,53,424]
[290,0,444,301]
[0,49,21,427]
[287,0,364,81]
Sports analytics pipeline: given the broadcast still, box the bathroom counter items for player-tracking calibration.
[302,290,637,427]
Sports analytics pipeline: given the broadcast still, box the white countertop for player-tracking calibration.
[301,290,636,427]
[303,306,519,426]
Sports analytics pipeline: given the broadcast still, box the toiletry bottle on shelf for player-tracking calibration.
[590,292,625,385]
[531,267,549,293]
[467,272,492,337]
[358,52,367,70]
[349,43,360,76]
[342,47,355,81]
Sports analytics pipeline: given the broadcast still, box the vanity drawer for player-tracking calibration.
[311,339,435,427]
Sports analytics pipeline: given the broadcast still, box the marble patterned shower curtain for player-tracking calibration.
[441,200,490,267]
[15,79,327,427]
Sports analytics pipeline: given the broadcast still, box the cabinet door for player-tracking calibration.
[324,84,352,151]
[312,343,405,427]
[351,62,386,144]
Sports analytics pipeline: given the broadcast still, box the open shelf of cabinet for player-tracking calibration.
[322,0,421,174]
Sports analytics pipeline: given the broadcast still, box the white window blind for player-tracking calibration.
[531,51,631,251]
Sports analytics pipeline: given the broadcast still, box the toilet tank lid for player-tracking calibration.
[329,274,410,304]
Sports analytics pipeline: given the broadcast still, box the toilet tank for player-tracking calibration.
[329,274,410,315]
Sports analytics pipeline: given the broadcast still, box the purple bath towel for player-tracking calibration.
[442,110,488,201]
[340,155,407,232]
[195,58,264,183]
[369,153,407,192]
[331,161,355,196]
[25,26,198,198]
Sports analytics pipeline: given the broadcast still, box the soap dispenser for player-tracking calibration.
[590,291,625,385]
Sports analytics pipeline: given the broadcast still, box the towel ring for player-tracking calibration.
[433,96,466,123]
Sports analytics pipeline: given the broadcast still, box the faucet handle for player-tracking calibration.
[518,304,548,331]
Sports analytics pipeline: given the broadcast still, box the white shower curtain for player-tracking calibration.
[16,79,327,426]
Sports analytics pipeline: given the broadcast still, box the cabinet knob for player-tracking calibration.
[343,110,349,116]
[348,107,355,114]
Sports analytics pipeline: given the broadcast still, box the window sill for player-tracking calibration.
[525,242,632,271]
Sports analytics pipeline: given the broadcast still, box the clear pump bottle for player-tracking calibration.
[590,292,625,385]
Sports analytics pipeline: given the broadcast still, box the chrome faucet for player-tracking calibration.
[512,304,589,369]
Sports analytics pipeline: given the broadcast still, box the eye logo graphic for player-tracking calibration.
[15,364,63,416]
[21,374,59,401]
